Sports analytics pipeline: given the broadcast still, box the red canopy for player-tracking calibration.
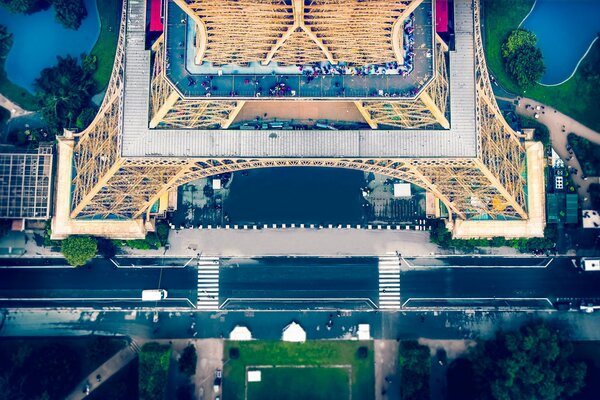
[436,0,448,33]
[150,0,164,32]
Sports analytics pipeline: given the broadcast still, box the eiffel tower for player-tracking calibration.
[52,0,545,239]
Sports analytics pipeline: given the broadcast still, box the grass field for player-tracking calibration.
[224,341,374,400]
[89,0,122,91]
[247,367,350,400]
[483,0,600,132]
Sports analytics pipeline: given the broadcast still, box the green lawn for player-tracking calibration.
[0,59,39,111]
[224,341,374,400]
[89,0,122,91]
[483,0,600,132]
[483,0,535,95]
[247,367,350,400]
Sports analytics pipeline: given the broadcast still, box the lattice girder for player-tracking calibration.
[183,0,422,66]
[472,0,527,218]
[67,0,532,227]
[68,155,532,221]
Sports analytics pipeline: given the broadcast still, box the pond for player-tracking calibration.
[521,0,600,85]
[224,167,368,225]
[0,0,100,93]
[171,167,427,227]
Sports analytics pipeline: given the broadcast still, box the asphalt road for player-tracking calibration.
[1,256,600,310]
[400,258,600,304]
[0,260,197,306]
[218,257,378,310]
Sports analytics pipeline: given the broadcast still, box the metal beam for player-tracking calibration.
[220,101,246,129]
[353,101,378,129]
[419,91,450,129]
[150,91,180,128]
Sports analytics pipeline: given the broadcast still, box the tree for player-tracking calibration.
[470,321,586,400]
[52,0,87,30]
[34,55,95,138]
[502,29,545,89]
[22,344,81,399]
[178,344,197,376]
[75,107,97,130]
[0,25,12,58]
[139,342,171,400]
[398,341,430,400]
[61,235,97,266]
[0,0,47,14]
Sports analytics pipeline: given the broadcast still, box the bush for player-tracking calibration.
[61,235,97,266]
[502,29,545,89]
[567,134,600,176]
[139,342,171,400]
[178,344,197,376]
[429,219,555,253]
[399,341,430,400]
[53,0,87,30]
[357,346,368,359]
[76,107,97,130]
[156,221,170,246]
[124,234,161,250]
[229,347,240,359]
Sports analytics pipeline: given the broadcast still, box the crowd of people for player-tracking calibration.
[298,12,417,82]
[165,12,423,98]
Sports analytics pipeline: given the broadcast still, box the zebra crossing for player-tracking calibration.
[378,255,401,310]
[197,256,220,310]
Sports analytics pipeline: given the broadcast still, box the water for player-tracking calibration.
[0,0,100,92]
[223,167,368,225]
[171,168,428,227]
[521,0,600,85]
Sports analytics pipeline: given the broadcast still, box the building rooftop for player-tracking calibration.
[163,0,435,99]
[121,0,476,159]
[0,146,53,220]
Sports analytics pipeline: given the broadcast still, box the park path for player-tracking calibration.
[0,93,32,119]
[64,340,142,400]
[515,97,600,209]
[375,340,400,400]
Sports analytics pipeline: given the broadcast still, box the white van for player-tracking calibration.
[141,289,168,301]
[581,258,600,272]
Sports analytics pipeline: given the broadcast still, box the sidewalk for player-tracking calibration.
[0,93,32,119]
[129,228,443,257]
[64,341,141,400]
[516,98,600,209]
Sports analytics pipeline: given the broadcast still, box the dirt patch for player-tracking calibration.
[417,339,476,360]
[233,101,365,125]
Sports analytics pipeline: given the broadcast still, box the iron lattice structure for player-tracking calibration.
[62,0,528,229]
[179,0,421,66]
